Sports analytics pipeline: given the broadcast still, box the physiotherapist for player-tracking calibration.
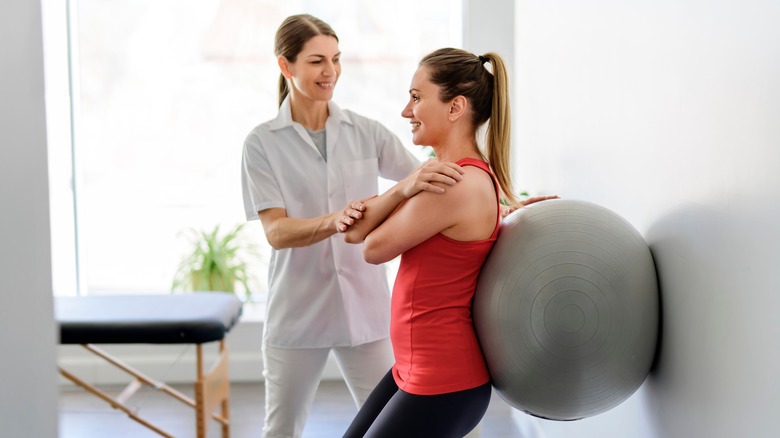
[240,14,464,438]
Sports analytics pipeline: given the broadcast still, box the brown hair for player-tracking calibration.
[273,14,339,107]
[419,48,517,204]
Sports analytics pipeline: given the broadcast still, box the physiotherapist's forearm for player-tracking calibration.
[263,212,340,249]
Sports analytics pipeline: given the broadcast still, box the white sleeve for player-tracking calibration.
[373,121,421,182]
[241,131,285,221]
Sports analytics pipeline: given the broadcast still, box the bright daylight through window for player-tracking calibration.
[48,0,462,302]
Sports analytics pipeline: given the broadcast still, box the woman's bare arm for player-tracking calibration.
[360,166,496,264]
[342,159,464,243]
[259,160,464,249]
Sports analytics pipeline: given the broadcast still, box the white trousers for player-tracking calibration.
[261,338,394,438]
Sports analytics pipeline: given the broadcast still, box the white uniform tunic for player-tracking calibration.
[241,97,419,348]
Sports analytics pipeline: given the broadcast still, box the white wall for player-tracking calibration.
[513,1,780,437]
[0,1,59,437]
[464,0,515,71]
[463,0,517,168]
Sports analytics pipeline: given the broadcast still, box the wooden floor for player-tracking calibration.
[59,381,522,437]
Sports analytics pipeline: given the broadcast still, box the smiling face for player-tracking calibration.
[281,34,341,103]
[401,66,452,147]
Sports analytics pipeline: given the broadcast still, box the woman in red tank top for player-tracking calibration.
[341,48,554,438]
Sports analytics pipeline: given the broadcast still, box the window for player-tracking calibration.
[48,0,462,298]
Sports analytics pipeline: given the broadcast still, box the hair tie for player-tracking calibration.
[478,55,489,64]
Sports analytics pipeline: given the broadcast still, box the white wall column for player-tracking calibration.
[0,1,59,436]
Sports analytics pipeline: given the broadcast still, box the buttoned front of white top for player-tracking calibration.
[241,97,419,348]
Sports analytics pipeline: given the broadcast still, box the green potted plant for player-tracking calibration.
[172,224,254,300]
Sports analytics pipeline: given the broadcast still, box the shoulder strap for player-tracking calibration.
[456,158,501,239]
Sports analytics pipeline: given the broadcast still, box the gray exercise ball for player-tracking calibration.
[474,199,658,421]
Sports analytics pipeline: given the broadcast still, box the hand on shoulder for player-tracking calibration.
[396,158,465,199]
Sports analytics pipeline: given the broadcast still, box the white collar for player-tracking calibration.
[270,96,354,131]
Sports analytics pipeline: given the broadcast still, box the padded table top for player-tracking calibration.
[56,292,243,345]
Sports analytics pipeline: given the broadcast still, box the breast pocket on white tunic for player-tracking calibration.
[341,158,379,202]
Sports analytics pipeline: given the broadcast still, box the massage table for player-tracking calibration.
[56,292,243,437]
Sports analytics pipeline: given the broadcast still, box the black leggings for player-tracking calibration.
[343,369,492,438]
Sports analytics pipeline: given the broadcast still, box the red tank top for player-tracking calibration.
[390,157,499,395]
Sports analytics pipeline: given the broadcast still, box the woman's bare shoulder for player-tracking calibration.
[457,165,496,197]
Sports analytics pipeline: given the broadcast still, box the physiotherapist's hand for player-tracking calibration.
[336,200,367,233]
[501,195,560,218]
[397,158,465,199]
